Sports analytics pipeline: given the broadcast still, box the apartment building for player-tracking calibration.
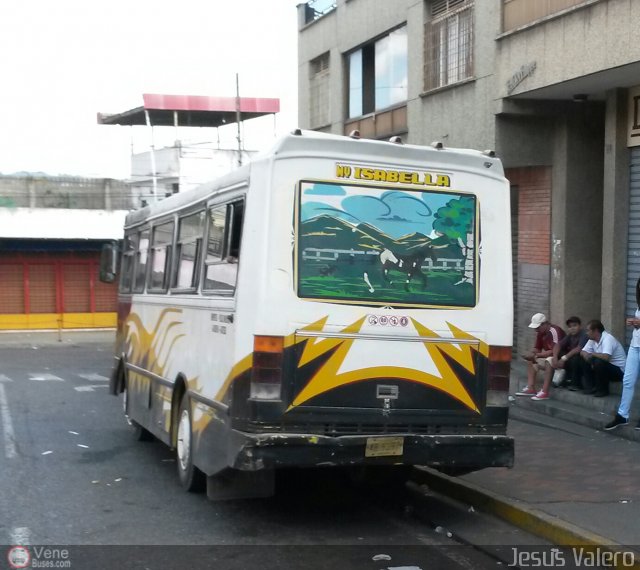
[297,0,640,352]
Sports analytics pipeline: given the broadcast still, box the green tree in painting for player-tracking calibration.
[433,196,475,285]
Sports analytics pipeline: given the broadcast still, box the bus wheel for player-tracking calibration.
[176,394,205,493]
[123,382,153,442]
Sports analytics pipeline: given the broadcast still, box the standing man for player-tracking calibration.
[516,313,565,400]
[604,277,640,430]
[581,320,626,397]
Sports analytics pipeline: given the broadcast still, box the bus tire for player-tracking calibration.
[123,379,153,442]
[176,394,205,493]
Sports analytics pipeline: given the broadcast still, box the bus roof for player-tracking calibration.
[124,130,505,229]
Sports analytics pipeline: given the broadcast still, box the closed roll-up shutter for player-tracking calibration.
[0,264,25,313]
[626,147,640,345]
[29,264,57,313]
[63,264,91,312]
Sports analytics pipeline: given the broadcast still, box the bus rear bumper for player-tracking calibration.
[227,431,514,472]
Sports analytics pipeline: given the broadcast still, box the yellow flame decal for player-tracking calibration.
[289,316,485,413]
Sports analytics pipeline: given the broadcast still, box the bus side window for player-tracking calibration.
[132,229,149,293]
[203,200,244,294]
[148,220,175,292]
[228,200,244,259]
[119,233,137,293]
[173,211,205,291]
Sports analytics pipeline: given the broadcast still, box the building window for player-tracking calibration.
[424,0,474,91]
[347,26,407,119]
[310,52,331,128]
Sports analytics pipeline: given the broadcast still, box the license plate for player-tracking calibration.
[365,437,404,457]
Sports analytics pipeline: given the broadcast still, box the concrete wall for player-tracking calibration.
[0,175,133,211]
[495,0,640,99]
[550,104,605,328]
[496,112,555,168]
[601,88,630,341]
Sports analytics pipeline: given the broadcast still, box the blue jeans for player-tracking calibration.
[618,346,640,419]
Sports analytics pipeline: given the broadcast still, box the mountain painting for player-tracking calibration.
[296,181,478,308]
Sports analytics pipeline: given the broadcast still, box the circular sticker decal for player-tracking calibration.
[7,546,31,569]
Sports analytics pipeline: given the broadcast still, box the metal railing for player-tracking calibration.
[302,0,337,25]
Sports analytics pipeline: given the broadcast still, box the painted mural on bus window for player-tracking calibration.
[296,181,478,307]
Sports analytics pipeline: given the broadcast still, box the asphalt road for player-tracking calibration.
[0,338,534,570]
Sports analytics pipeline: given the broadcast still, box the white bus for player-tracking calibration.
[102,130,514,499]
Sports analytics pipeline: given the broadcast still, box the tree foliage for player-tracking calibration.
[432,196,475,239]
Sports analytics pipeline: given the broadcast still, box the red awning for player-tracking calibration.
[97,93,280,128]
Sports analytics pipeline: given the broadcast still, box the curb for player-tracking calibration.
[411,466,640,570]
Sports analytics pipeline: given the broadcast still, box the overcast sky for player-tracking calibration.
[0,0,301,178]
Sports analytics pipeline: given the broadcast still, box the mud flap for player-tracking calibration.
[109,361,122,395]
[206,468,275,501]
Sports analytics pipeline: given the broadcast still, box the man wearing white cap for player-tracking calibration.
[516,313,565,400]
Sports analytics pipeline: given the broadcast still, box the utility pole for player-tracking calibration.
[236,73,242,167]
[144,109,158,202]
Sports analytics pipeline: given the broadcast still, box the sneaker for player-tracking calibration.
[515,386,536,396]
[531,391,549,400]
[604,414,628,430]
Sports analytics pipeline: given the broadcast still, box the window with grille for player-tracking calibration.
[347,26,407,119]
[424,0,474,91]
[310,52,331,128]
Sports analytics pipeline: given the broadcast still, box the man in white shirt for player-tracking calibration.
[580,319,626,397]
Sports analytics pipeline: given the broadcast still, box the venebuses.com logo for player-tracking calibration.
[6,545,72,568]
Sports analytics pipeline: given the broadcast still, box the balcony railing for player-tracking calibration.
[300,0,337,26]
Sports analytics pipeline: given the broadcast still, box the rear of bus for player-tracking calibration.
[221,131,513,478]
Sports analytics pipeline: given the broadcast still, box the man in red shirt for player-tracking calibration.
[516,313,566,400]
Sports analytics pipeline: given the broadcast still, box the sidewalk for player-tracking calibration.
[413,360,640,565]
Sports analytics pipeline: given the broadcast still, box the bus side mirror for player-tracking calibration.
[99,241,119,283]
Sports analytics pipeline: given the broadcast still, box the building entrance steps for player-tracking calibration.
[509,359,640,443]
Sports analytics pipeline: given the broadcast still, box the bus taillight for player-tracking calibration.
[251,336,284,400]
[487,346,511,406]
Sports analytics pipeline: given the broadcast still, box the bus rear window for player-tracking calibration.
[295,181,478,308]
